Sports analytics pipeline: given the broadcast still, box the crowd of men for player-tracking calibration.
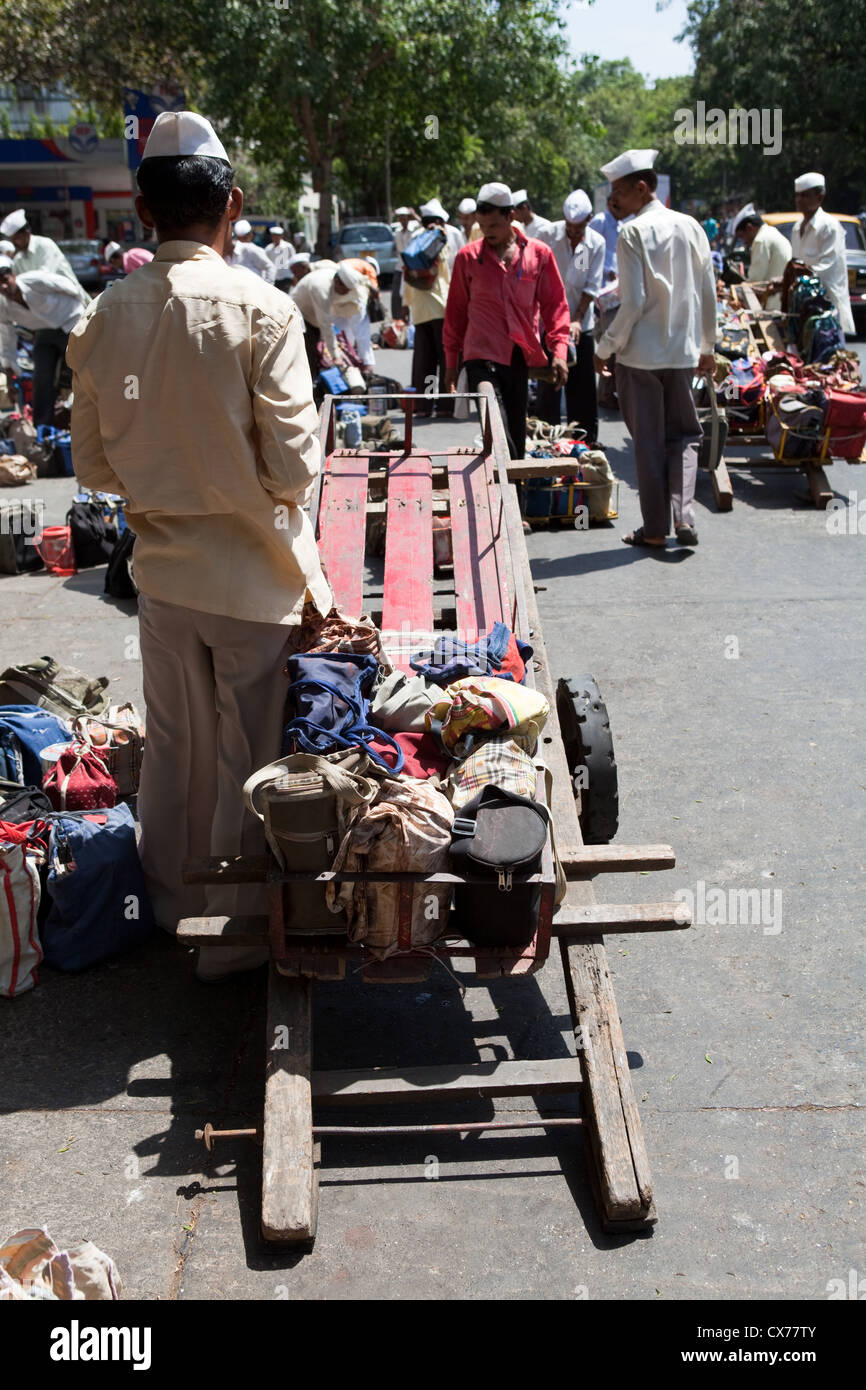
[0,109,849,977]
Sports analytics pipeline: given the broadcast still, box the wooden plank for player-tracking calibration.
[710,457,734,512]
[312,1056,582,1105]
[553,902,691,936]
[182,854,269,884]
[177,914,268,944]
[502,446,655,1224]
[261,967,318,1245]
[561,844,676,875]
[447,449,509,641]
[317,449,370,615]
[804,463,833,509]
[381,451,434,671]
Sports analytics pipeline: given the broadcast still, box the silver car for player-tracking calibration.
[57,239,103,290]
[334,221,398,282]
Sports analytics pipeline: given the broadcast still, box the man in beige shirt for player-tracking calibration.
[67,111,331,979]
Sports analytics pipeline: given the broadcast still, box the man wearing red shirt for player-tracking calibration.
[443,182,570,459]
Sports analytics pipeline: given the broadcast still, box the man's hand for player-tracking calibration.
[551,357,569,389]
[594,353,612,377]
[569,321,582,343]
[697,352,716,378]
[443,367,459,393]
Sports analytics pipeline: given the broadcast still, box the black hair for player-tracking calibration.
[476,201,511,216]
[738,214,763,230]
[624,169,658,192]
[136,155,234,232]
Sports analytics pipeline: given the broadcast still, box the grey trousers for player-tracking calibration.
[137,593,292,932]
[615,363,701,536]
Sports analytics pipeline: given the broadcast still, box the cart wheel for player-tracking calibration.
[555,675,618,843]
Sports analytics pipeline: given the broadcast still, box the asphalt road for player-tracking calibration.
[0,338,864,1302]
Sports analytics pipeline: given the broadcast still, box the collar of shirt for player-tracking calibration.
[154,239,226,266]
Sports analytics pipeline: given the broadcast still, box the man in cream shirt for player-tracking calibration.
[66,111,332,980]
[786,172,855,337]
[730,204,790,313]
[594,149,716,549]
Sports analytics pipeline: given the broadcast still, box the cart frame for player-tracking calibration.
[180,384,690,1246]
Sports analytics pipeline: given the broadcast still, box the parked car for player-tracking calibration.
[57,239,103,290]
[333,221,398,283]
[762,212,866,333]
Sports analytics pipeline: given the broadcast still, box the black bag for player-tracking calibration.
[449,785,550,947]
[367,288,385,323]
[104,527,137,600]
[0,501,46,575]
[0,779,53,824]
[67,499,117,569]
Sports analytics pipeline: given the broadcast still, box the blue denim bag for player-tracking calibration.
[43,803,155,970]
[0,706,73,785]
[410,622,533,687]
[282,652,403,773]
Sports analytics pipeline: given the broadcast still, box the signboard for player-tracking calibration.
[68,123,99,156]
[122,83,185,170]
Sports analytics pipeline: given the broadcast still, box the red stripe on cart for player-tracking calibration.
[318,451,371,616]
[447,451,509,642]
[382,452,434,672]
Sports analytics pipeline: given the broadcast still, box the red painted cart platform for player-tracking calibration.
[179,385,690,1247]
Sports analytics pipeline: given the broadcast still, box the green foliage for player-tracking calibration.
[682,0,866,210]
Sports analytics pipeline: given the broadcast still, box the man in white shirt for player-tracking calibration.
[264,224,295,289]
[0,257,89,424]
[593,149,716,549]
[392,206,420,318]
[536,189,605,441]
[512,190,551,240]
[784,172,854,336]
[731,204,790,312]
[291,260,369,379]
[227,218,274,281]
[0,207,82,291]
[457,196,480,244]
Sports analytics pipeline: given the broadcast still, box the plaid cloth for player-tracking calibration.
[447,738,538,809]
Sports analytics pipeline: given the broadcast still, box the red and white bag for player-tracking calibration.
[0,824,45,997]
[43,742,117,811]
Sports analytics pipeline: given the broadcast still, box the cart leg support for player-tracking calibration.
[262,967,318,1246]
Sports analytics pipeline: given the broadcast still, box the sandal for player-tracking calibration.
[622,527,665,547]
[675,525,699,546]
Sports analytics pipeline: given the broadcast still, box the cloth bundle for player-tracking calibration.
[426,676,549,760]
[411,622,532,687]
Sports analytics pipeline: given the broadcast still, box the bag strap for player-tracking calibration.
[243,751,378,823]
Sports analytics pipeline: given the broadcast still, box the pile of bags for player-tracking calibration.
[0,656,153,997]
[245,607,559,964]
[521,420,617,524]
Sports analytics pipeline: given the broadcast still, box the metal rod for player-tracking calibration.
[195,1117,583,1147]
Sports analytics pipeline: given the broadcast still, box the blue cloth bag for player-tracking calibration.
[43,803,155,970]
[0,705,73,785]
[282,652,403,773]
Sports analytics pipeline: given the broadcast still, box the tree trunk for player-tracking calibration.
[314,156,333,257]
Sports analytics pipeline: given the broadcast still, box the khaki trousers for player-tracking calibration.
[137,593,291,932]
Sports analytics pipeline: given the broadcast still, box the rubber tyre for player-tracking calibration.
[555,675,619,844]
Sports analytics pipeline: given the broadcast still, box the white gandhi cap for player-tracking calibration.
[599,148,659,181]
[563,189,592,223]
[731,202,759,235]
[0,255,13,272]
[794,171,824,193]
[458,197,476,214]
[420,198,448,221]
[233,218,252,237]
[0,209,28,237]
[269,225,285,235]
[511,189,529,206]
[104,241,123,259]
[477,182,512,208]
[141,110,230,162]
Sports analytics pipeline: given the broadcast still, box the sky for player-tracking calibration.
[564,0,695,82]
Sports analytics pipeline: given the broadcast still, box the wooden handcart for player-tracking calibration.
[703,283,845,512]
[179,384,690,1247]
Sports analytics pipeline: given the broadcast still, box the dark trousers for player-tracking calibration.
[465,346,528,460]
[411,318,451,416]
[615,363,701,536]
[391,273,408,321]
[33,328,69,427]
[535,332,598,443]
